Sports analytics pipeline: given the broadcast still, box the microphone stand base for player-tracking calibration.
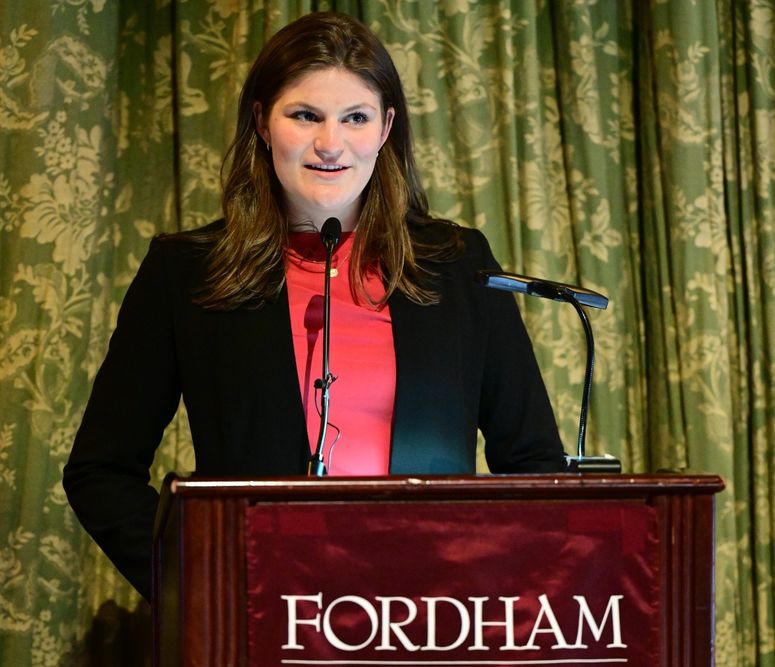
[564,455,622,473]
[308,459,327,477]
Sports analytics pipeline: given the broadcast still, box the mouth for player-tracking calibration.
[305,164,349,173]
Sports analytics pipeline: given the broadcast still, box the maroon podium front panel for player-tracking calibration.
[245,499,660,665]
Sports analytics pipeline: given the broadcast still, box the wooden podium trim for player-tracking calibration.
[169,472,724,499]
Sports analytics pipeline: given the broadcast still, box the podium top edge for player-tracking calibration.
[167,473,725,499]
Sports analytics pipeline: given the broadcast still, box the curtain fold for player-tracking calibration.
[0,1,772,664]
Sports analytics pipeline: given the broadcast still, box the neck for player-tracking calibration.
[286,206,361,233]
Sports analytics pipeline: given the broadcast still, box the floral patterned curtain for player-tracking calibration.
[0,1,772,664]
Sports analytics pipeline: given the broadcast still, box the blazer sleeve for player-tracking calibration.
[63,239,181,600]
[470,230,566,473]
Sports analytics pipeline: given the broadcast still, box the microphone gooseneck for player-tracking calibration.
[475,269,621,473]
[308,217,342,477]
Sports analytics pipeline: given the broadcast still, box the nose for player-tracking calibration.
[314,120,343,160]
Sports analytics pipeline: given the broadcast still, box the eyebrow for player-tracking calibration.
[282,102,379,114]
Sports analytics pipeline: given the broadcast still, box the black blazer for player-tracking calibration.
[63,222,564,599]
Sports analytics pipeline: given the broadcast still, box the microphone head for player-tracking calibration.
[321,217,342,250]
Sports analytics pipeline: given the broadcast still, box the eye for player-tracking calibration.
[345,111,370,125]
[290,110,319,122]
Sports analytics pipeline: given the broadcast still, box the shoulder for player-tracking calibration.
[132,220,224,294]
[457,226,493,259]
[410,219,494,259]
[407,220,504,290]
[434,223,500,271]
[148,219,224,266]
[152,219,225,251]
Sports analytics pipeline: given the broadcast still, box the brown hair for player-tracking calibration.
[194,11,461,310]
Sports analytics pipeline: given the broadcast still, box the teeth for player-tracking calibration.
[310,164,345,171]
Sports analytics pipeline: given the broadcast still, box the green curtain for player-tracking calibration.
[0,0,772,664]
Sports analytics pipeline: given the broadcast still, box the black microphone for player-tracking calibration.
[320,216,341,253]
[475,269,621,473]
[308,217,342,476]
[475,270,609,309]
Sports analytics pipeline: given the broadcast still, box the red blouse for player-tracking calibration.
[285,232,395,475]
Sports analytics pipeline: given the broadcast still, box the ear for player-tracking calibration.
[253,101,270,145]
[379,107,395,148]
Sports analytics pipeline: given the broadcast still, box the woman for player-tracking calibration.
[63,12,564,601]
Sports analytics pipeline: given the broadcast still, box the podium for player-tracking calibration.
[152,474,723,666]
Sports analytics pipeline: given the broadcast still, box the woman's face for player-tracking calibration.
[255,67,394,231]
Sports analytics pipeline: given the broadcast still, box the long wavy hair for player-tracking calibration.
[194,12,461,310]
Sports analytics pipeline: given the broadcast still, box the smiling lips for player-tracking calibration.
[306,163,349,173]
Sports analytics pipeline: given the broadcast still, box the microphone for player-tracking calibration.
[308,217,342,476]
[320,216,342,253]
[475,271,608,309]
[475,269,621,473]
